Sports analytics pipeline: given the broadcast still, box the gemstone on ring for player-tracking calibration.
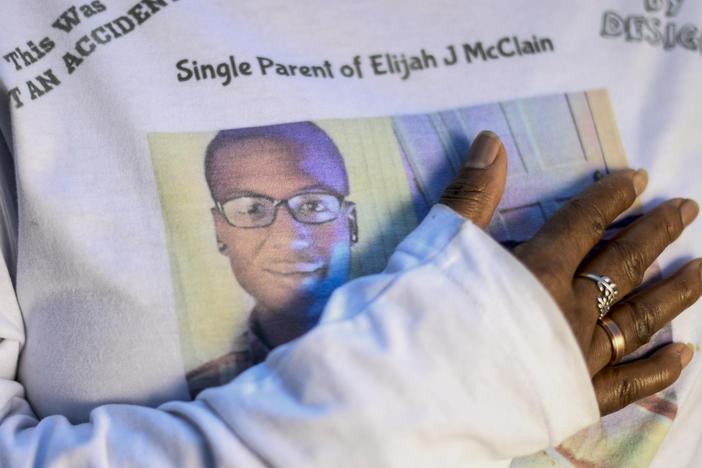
[578,273,618,319]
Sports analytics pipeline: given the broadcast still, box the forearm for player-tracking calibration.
[0,205,598,467]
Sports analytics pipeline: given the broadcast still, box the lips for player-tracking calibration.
[262,262,326,292]
[263,260,325,277]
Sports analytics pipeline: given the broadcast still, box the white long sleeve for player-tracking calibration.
[0,204,598,467]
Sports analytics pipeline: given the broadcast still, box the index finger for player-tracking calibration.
[523,169,648,277]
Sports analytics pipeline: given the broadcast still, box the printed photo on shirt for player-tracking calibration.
[148,89,661,402]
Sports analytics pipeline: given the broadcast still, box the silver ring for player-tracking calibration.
[577,273,618,319]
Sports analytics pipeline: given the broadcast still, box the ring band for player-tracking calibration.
[577,273,618,319]
[598,316,626,365]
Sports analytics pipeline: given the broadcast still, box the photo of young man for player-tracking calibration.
[186,122,358,395]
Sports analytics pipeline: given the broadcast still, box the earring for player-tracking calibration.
[347,205,359,244]
[217,241,227,252]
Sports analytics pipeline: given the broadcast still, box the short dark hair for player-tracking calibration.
[204,121,347,200]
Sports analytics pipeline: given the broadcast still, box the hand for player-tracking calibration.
[439,131,702,416]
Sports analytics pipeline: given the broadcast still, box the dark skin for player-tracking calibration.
[440,131,701,416]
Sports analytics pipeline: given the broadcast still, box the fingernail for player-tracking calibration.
[464,131,502,169]
[681,199,699,226]
[633,169,648,196]
[681,343,694,368]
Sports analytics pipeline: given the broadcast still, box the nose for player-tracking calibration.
[266,204,313,250]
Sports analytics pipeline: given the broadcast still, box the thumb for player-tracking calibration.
[438,130,507,228]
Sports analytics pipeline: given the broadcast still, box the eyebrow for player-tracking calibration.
[218,185,344,202]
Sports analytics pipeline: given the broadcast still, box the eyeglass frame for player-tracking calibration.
[214,190,355,229]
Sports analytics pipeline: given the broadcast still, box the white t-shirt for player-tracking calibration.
[0,0,701,466]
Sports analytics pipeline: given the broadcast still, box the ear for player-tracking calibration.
[346,202,359,244]
[211,207,229,256]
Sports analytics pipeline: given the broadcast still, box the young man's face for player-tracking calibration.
[210,137,356,325]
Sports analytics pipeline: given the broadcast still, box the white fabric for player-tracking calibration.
[0,204,598,467]
[1,0,702,465]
